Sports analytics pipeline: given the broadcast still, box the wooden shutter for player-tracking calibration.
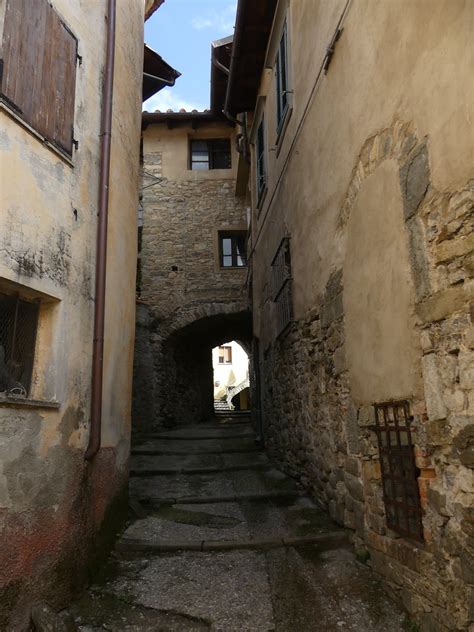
[1,0,78,156]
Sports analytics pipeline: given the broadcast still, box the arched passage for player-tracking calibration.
[133,308,252,432]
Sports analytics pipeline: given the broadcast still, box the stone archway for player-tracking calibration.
[133,306,252,432]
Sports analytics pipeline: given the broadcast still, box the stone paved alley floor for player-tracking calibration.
[66,414,409,631]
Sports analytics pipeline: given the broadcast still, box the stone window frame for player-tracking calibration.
[0,278,60,409]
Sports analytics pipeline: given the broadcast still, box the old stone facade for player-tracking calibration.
[134,115,250,429]
[223,1,473,630]
[0,0,154,627]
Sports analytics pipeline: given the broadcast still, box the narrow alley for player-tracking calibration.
[64,414,408,631]
[1,0,472,629]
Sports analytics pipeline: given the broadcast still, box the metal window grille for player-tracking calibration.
[0,292,39,396]
[371,400,423,541]
[271,237,292,336]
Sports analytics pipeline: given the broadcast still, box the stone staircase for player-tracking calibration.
[65,415,409,630]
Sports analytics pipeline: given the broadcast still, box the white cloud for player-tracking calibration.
[191,3,236,34]
[143,88,206,113]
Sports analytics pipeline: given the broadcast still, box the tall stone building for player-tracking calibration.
[134,38,250,430]
[218,0,473,630]
[0,0,171,627]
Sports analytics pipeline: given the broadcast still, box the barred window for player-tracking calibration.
[0,293,39,397]
[372,400,424,541]
[271,237,292,336]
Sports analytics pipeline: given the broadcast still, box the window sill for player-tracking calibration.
[0,100,74,167]
[219,266,247,271]
[0,394,61,410]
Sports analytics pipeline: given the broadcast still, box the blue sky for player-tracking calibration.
[143,0,237,112]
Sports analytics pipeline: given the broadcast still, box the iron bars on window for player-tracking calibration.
[271,237,293,337]
[371,400,424,541]
[0,292,39,397]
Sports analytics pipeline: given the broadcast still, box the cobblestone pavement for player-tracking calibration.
[65,415,409,631]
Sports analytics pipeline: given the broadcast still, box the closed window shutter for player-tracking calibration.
[1,0,77,156]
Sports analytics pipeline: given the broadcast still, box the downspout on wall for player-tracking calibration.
[85,0,116,461]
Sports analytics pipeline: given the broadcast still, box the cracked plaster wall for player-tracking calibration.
[0,0,145,628]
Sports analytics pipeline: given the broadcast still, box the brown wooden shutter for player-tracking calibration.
[1,0,78,156]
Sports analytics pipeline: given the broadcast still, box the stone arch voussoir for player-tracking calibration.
[338,119,432,302]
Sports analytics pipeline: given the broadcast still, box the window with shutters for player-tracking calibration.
[0,0,78,157]
[255,117,267,205]
[271,237,293,336]
[218,346,232,365]
[218,231,247,268]
[275,21,291,134]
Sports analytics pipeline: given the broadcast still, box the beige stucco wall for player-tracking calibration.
[145,121,239,182]
[251,0,473,339]
[0,0,145,625]
[343,160,421,404]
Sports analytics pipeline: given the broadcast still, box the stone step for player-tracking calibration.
[131,445,261,456]
[129,468,299,504]
[130,451,270,473]
[117,531,349,555]
[130,462,273,476]
[125,495,341,545]
[131,436,259,455]
[131,490,302,505]
[145,432,255,441]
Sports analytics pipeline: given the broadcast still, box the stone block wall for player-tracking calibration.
[259,122,473,630]
[133,125,250,429]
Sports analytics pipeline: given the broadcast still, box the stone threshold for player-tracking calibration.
[137,490,302,505]
[131,446,261,456]
[130,463,272,476]
[117,531,348,554]
[144,432,256,441]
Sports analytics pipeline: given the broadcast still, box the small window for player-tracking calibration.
[276,21,290,131]
[1,0,78,156]
[256,117,267,203]
[190,139,231,170]
[218,346,232,364]
[0,293,39,397]
[271,237,292,336]
[372,400,424,541]
[219,232,247,268]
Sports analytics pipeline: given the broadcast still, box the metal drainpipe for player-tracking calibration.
[85,0,116,461]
